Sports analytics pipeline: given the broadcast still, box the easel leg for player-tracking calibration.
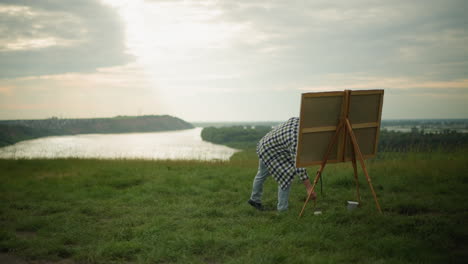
[347,123,361,204]
[351,146,361,204]
[298,122,344,217]
[345,119,382,214]
[299,169,321,217]
[360,161,382,213]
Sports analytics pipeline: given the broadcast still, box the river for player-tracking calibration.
[0,128,239,161]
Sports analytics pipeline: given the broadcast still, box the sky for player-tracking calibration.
[0,0,467,122]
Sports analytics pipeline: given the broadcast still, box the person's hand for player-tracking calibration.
[307,189,317,200]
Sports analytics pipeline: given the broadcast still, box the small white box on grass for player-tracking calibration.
[347,201,359,211]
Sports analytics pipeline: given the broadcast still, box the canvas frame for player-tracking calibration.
[296,89,384,167]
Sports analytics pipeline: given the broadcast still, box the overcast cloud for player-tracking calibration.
[0,0,467,121]
[0,0,132,77]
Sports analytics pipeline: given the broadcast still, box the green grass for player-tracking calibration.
[0,150,467,264]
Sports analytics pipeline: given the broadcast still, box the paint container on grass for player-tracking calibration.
[347,201,359,211]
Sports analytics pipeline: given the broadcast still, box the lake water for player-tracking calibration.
[0,128,239,161]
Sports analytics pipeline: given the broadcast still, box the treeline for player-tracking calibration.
[378,129,468,152]
[193,121,281,128]
[381,119,468,127]
[0,115,193,147]
[0,115,193,134]
[201,126,468,151]
[0,124,52,147]
[201,126,272,149]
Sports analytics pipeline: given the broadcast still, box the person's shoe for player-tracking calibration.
[248,199,265,211]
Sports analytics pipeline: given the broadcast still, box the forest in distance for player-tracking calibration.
[201,124,468,152]
[0,116,466,150]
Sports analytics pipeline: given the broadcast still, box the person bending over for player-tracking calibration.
[248,117,316,211]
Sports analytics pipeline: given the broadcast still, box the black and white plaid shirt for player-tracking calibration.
[257,117,308,190]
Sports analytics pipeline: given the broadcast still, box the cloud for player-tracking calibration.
[298,75,468,91]
[1,0,467,120]
[0,63,150,92]
[0,85,13,96]
[0,5,86,51]
[0,0,133,78]
[213,0,468,80]
[0,63,163,119]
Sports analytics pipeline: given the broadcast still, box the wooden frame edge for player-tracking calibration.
[302,91,345,98]
[350,89,384,95]
[296,93,306,167]
[296,158,342,167]
[374,91,384,154]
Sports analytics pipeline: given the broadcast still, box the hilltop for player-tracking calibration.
[0,150,467,263]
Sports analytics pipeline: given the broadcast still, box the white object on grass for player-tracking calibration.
[347,201,359,211]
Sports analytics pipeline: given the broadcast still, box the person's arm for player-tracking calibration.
[290,146,317,199]
[302,178,317,200]
[289,124,317,199]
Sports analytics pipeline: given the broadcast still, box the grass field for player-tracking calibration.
[0,150,467,263]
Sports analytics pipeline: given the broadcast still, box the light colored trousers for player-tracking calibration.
[250,159,292,211]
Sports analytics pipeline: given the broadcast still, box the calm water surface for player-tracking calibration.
[0,128,239,161]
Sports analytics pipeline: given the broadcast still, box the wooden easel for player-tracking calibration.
[299,91,382,217]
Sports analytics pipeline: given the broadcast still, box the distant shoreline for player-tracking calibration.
[0,115,193,147]
[1,117,467,148]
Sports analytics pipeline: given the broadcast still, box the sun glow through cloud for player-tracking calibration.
[102,0,244,75]
[100,0,258,116]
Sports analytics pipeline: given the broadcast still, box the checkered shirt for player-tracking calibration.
[256,117,308,190]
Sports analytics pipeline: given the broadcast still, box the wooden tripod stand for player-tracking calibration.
[298,117,383,217]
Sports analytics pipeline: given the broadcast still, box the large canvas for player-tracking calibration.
[296,90,384,167]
